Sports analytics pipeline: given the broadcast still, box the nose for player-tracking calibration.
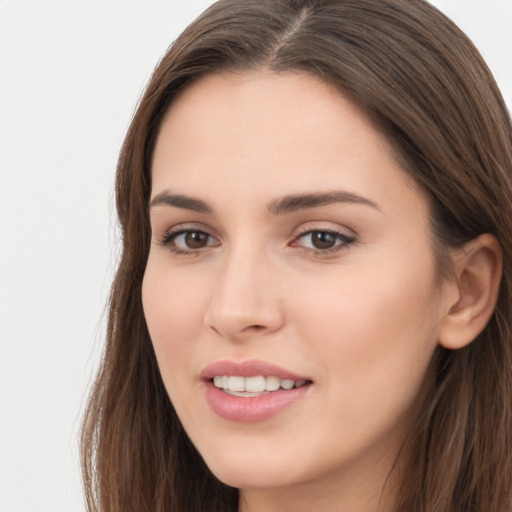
[203,246,285,341]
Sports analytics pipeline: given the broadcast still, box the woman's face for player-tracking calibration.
[143,72,452,501]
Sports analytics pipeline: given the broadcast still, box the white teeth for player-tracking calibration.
[212,375,308,393]
[265,376,280,391]
[245,376,266,393]
[228,376,245,392]
[280,379,294,390]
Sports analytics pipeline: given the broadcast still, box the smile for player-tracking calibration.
[213,375,308,396]
[201,360,313,422]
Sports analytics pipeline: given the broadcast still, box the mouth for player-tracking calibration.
[201,360,313,422]
[211,375,310,397]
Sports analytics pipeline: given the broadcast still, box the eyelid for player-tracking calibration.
[157,222,220,253]
[292,229,355,245]
[292,221,357,240]
[157,222,219,240]
[290,223,358,256]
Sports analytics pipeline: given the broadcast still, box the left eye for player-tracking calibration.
[294,230,354,251]
[165,230,218,251]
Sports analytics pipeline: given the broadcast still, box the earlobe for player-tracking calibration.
[438,234,503,350]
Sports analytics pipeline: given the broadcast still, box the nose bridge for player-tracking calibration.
[204,239,283,338]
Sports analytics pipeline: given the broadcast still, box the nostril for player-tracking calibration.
[244,324,265,331]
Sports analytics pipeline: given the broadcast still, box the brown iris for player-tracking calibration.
[184,231,210,249]
[310,231,338,250]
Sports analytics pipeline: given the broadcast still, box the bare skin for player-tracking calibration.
[143,71,502,512]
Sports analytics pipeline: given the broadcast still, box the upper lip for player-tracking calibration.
[200,359,311,382]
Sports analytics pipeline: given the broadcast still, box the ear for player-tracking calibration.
[438,234,503,350]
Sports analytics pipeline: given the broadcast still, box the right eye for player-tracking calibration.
[159,229,219,254]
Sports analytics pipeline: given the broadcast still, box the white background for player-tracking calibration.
[0,1,510,511]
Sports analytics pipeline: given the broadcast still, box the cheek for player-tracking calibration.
[293,252,441,413]
[141,261,208,387]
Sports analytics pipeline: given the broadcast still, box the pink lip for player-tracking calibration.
[200,359,312,423]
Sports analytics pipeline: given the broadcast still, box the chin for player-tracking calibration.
[202,449,303,490]
[211,467,294,490]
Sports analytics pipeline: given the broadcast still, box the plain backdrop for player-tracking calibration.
[0,1,510,511]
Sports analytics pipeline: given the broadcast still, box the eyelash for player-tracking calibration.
[291,228,356,256]
[157,227,356,257]
[157,228,218,256]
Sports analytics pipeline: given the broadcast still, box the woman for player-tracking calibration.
[81,0,512,510]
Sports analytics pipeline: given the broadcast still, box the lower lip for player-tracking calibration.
[204,381,311,423]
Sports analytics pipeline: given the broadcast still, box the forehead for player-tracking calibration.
[151,71,427,219]
[153,70,384,161]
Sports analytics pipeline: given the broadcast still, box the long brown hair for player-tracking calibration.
[81,1,512,510]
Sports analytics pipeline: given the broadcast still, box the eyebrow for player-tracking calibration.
[268,191,380,215]
[149,190,380,215]
[149,192,213,213]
